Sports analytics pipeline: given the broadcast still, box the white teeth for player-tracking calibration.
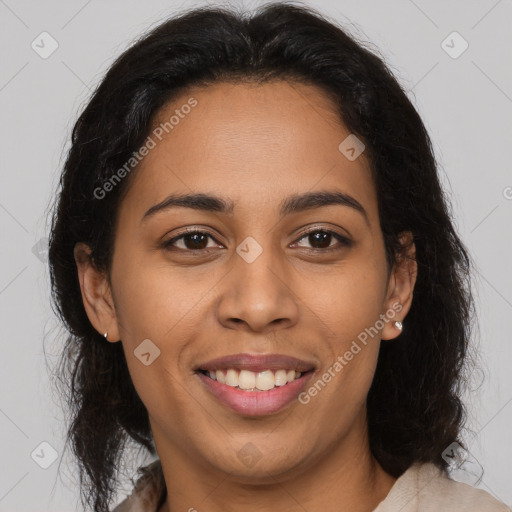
[256,370,275,391]
[286,369,296,383]
[225,369,238,387]
[238,370,256,390]
[204,368,304,391]
[274,369,287,386]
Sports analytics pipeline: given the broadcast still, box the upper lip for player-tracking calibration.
[196,353,316,373]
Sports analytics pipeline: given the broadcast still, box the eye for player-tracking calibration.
[293,228,352,252]
[163,229,221,252]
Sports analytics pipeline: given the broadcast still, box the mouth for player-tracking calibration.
[194,353,316,416]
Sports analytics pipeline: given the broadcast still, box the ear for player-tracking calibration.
[74,242,120,343]
[381,231,417,341]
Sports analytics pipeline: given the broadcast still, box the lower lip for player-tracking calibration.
[196,371,313,416]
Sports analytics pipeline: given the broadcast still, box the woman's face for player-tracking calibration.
[77,80,416,481]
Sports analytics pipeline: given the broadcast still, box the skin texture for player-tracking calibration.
[74,80,417,512]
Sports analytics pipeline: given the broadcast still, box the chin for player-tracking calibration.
[203,445,311,484]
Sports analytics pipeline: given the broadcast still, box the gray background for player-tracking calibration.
[0,0,511,510]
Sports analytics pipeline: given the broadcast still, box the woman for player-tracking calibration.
[48,2,510,512]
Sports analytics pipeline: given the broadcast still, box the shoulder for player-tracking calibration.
[113,459,166,512]
[374,462,510,512]
[418,463,510,511]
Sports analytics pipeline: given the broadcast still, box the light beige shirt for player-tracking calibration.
[113,459,511,511]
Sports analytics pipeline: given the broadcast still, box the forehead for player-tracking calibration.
[119,80,378,224]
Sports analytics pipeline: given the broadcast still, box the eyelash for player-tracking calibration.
[162,226,352,254]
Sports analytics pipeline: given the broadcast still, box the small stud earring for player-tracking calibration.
[104,331,108,339]
[394,321,403,331]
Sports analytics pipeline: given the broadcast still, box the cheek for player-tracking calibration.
[124,358,200,442]
[112,261,204,423]
[308,261,387,342]
[112,256,210,401]
[300,259,386,405]
[112,253,208,346]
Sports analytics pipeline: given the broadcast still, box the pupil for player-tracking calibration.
[186,233,207,250]
[310,231,330,249]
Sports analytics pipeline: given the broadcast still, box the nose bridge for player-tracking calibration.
[216,235,299,331]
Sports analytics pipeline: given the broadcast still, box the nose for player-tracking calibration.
[216,247,300,333]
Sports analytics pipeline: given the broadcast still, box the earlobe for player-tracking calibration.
[73,242,120,342]
[381,231,417,341]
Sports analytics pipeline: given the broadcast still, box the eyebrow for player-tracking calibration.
[141,190,369,225]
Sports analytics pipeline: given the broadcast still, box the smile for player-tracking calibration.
[194,352,316,416]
